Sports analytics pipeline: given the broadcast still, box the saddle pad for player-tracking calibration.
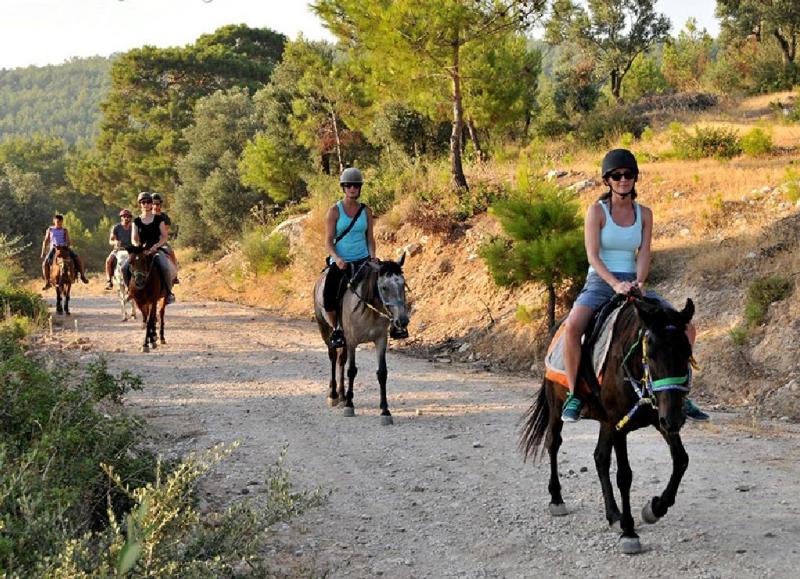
[544,304,624,391]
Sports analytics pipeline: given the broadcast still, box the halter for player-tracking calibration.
[615,326,690,431]
[346,261,404,323]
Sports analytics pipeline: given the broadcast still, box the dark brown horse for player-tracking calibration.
[520,295,695,554]
[313,256,410,425]
[127,247,167,352]
[51,245,75,315]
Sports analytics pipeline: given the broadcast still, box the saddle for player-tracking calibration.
[544,295,628,396]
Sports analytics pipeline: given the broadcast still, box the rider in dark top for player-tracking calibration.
[151,193,179,283]
[128,191,176,304]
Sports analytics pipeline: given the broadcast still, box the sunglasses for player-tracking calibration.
[608,171,636,181]
[342,183,361,189]
[140,200,153,205]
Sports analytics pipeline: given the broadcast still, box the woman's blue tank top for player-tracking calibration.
[588,201,641,274]
[334,201,369,262]
[50,226,67,247]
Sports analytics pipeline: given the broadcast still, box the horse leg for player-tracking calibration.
[612,433,641,554]
[336,348,346,401]
[55,286,63,314]
[595,424,622,529]
[642,432,689,524]
[327,346,341,406]
[159,298,166,344]
[376,336,392,425]
[148,301,158,348]
[343,345,357,417]
[140,303,151,352]
[63,286,70,316]
[546,387,567,516]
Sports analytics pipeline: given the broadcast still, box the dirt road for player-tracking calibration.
[52,293,800,578]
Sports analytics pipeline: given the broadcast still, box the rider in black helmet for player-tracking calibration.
[559,149,709,423]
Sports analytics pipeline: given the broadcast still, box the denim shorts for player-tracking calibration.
[574,271,669,312]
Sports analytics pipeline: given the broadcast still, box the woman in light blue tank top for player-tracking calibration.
[559,149,707,424]
[322,167,378,348]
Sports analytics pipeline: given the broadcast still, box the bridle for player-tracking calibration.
[346,261,408,325]
[130,253,154,289]
[615,323,692,431]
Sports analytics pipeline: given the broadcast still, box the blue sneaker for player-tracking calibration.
[684,399,709,421]
[561,394,583,423]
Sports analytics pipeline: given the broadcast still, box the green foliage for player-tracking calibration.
[546,0,670,101]
[670,124,742,160]
[0,135,69,190]
[744,276,794,328]
[481,180,587,327]
[0,165,51,274]
[782,168,800,203]
[729,325,748,346]
[578,105,649,145]
[740,127,773,157]
[0,332,152,573]
[0,286,47,319]
[0,57,112,144]
[661,18,714,91]
[240,229,292,276]
[621,53,668,100]
[174,88,264,250]
[82,25,286,206]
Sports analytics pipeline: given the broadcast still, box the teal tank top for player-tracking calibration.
[333,201,369,262]
[588,201,641,274]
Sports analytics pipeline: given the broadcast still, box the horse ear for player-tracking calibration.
[680,298,694,323]
[398,252,406,267]
[633,299,660,328]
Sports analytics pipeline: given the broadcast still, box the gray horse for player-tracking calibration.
[113,249,136,322]
[313,255,410,425]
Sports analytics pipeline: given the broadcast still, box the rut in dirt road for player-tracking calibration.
[56,293,800,578]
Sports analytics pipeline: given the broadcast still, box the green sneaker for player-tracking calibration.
[561,394,583,423]
[684,398,710,421]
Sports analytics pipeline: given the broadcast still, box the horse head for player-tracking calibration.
[53,245,74,284]
[367,253,410,338]
[127,246,152,290]
[633,297,695,435]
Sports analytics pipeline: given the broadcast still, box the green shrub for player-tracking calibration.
[577,105,648,145]
[782,168,800,203]
[241,229,292,276]
[641,126,656,142]
[729,325,748,346]
[670,124,742,159]
[0,286,47,320]
[745,276,794,328]
[740,127,773,157]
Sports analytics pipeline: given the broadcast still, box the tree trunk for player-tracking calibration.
[610,69,623,103]
[330,109,344,174]
[450,40,469,191]
[773,29,797,65]
[547,283,556,330]
[467,119,484,162]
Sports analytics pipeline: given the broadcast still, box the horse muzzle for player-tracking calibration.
[390,319,409,339]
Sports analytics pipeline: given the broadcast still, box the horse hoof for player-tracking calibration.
[342,407,355,417]
[619,537,642,555]
[549,503,568,517]
[641,500,660,524]
[327,396,340,407]
[150,342,158,350]
[380,415,394,426]
[160,339,166,345]
[141,346,149,353]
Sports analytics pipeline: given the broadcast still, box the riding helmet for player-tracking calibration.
[137,191,153,203]
[119,208,132,217]
[151,193,163,203]
[340,167,364,185]
[601,149,639,178]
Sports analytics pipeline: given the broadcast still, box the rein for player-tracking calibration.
[345,261,399,323]
[615,326,691,431]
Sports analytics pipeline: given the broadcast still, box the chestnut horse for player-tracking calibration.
[127,247,167,352]
[520,295,695,554]
[51,245,75,315]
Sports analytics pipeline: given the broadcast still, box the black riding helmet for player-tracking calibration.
[601,149,639,178]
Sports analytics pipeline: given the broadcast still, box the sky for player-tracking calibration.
[0,0,721,71]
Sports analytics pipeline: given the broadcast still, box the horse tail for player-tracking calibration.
[519,380,550,463]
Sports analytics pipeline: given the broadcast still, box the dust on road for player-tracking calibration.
[52,293,800,578]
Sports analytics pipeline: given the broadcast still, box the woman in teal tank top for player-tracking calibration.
[559,149,708,424]
[322,167,378,348]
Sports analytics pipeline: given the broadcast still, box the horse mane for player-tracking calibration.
[355,261,404,312]
[613,297,692,362]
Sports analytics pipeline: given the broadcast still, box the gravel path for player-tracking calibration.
[54,294,800,578]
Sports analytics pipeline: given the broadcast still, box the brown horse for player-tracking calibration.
[51,245,75,315]
[127,247,168,352]
[520,295,695,554]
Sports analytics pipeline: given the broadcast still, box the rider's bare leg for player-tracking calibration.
[105,254,115,283]
[42,261,51,289]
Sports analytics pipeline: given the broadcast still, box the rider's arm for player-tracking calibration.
[366,207,377,260]
[585,203,627,294]
[132,222,141,247]
[147,221,168,255]
[109,227,117,246]
[635,205,653,288]
[325,205,345,268]
[41,228,50,258]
